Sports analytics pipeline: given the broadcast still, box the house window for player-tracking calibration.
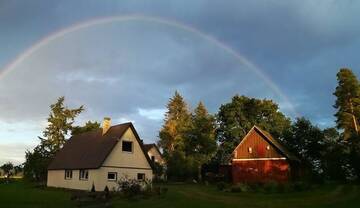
[107,172,117,181]
[79,169,89,180]
[65,170,72,180]
[137,173,145,181]
[266,145,270,150]
[248,147,253,153]
[151,156,155,162]
[122,141,133,152]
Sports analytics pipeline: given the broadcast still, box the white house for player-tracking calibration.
[47,118,154,191]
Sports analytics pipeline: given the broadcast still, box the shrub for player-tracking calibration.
[292,181,310,192]
[263,181,279,193]
[216,182,228,191]
[231,183,249,193]
[116,177,153,199]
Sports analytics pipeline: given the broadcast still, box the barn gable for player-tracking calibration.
[231,126,300,183]
[232,126,298,161]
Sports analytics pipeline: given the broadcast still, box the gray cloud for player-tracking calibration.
[1,0,360,163]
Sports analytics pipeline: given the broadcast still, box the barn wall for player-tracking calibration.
[233,129,284,159]
[232,160,290,184]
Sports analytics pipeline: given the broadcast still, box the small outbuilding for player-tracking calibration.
[232,126,300,184]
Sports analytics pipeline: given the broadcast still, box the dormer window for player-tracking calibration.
[122,141,133,152]
[248,147,253,153]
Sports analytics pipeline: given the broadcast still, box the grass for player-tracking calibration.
[1,180,360,208]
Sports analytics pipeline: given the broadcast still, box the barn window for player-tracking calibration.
[248,147,253,153]
[122,141,133,152]
[107,172,117,181]
[266,145,270,150]
[65,170,72,180]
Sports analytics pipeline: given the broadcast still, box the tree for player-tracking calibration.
[184,102,217,181]
[334,68,360,139]
[42,96,84,154]
[282,118,328,179]
[23,144,52,181]
[23,96,84,181]
[72,121,100,136]
[1,162,14,178]
[158,91,191,157]
[216,95,291,163]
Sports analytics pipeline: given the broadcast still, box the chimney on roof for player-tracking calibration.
[102,117,111,135]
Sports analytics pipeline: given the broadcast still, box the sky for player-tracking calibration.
[0,0,360,165]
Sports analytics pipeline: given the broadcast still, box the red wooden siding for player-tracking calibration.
[232,160,290,184]
[231,127,292,183]
[233,129,284,159]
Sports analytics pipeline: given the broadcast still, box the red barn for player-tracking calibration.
[232,126,300,184]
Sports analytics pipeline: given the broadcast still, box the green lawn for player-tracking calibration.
[1,180,360,208]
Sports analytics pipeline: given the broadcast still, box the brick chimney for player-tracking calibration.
[102,117,111,135]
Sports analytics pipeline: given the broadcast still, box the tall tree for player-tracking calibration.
[216,95,291,163]
[72,121,100,136]
[184,102,217,181]
[158,91,191,157]
[24,97,84,181]
[334,68,360,139]
[42,96,84,154]
[282,118,327,176]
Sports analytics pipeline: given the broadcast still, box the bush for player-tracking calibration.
[216,182,228,191]
[292,181,310,192]
[264,181,279,193]
[116,177,153,199]
[231,183,249,193]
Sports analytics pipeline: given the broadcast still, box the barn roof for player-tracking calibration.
[238,126,300,161]
[47,122,154,170]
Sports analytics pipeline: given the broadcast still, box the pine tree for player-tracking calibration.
[184,102,217,181]
[158,91,191,156]
[334,68,360,139]
[43,96,84,154]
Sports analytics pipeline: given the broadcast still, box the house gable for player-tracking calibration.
[102,127,152,170]
[147,145,164,164]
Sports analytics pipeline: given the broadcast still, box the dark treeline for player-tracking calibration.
[159,68,360,182]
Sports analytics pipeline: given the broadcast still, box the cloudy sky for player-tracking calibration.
[0,0,360,165]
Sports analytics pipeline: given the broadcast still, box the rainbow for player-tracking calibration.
[0,15,298,117]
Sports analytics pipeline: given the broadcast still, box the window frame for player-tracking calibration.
[122,140,133,153]
[107,172,117,181]
[137,173,145,181]
[79,169,89,181]
[64,170,72,180]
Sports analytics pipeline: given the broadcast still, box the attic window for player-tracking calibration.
[248,147,253,153]
[151,156,155,162]
[266,145,270,150]
[122,141,133,152]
